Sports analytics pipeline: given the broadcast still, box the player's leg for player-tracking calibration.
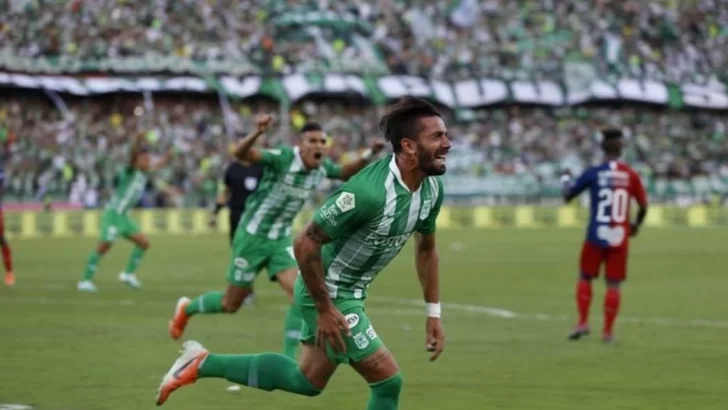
[569,241,602,340]
[168,233,266,340]
[602,246,628,343]
[156,286,336,406]
[119,223,149,289]
[79,214,117,291]
[343,307,401,410]
[268,237,302,358]
[0,210,14,286]
[229,208,255,306]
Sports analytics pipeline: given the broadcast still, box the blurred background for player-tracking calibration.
[1,0,727,211]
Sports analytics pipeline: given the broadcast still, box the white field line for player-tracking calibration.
[3,282,728,329]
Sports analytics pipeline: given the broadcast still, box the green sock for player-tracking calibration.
[367,373,403,410]
[82,251,101,281]
[124,246,146,274]
[282,303,303,359]
[198,353,320,397]
[185,292,225,316]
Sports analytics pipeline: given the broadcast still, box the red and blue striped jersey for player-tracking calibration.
[567,161,647,249]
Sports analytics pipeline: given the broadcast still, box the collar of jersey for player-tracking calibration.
[389,154,422,194]
[292,146,305,172]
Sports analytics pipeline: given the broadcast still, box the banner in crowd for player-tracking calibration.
[4,206,726,239]
[1,71,727,110]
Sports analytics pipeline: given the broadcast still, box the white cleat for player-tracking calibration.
[119,272,142,289]
[156,340,209,406]
[77,280,98,292]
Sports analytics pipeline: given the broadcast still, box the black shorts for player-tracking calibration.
[228,207,244,245]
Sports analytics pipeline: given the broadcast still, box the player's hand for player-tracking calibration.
[255,114,274,134]
[315,304,351,354]
[630,223,640,237]
[425,317,445,362]
[369,138,386,155]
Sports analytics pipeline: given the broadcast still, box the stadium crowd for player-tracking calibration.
[2,0,727,81]
[1,0,727,206]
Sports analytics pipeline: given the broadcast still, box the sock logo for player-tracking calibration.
[345,313,359,329]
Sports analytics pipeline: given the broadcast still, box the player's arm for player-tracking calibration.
[232,114,273,164]
[209,181,230,227]
[630,171,649,237]
[128,132,146,167]
[561,169,592,203]
[414,180,445,361]
[336,139,386,181]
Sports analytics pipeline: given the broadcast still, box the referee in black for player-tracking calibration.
[209,157,264,244]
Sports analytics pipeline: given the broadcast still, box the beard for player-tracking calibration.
[416,146,448,176]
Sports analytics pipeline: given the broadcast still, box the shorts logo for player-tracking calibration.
[366,325,378,340]
[419,199,432,220]
[345,313,360,329]
[335,192,356,213]
[353,332,369,349]
[234,257,249,269]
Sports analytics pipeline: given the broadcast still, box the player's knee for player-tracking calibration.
[0,236,8,247]
[579,273,594,281]
[97,242,112,255]
[370,373,403,401]
[605,279,621,288]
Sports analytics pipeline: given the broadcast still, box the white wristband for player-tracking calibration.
[361,148,373,161]
[426,302,441,318]
[560,174,572,183]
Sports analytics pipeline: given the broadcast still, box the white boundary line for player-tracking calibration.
[3,282,727,329]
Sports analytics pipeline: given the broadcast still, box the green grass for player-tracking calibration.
[1,228,727,410]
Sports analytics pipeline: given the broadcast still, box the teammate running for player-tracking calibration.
[77,133,173,292]
[561,129,648,343]
[168,115,386,359]
[157,97,449,410]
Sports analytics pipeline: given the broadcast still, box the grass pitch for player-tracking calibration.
[1,228,726,410]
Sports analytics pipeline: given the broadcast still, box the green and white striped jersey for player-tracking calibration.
[239,146,342,240]
[105,167,148,215]
[312,154,444,300]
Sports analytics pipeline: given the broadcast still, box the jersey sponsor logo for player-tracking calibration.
[335,192,356,213]
[244,177,258,191]
[366,325,378,340]
[267,149,282,155]
[364,231,411,248]
[320,204,340,227]
[597,225,626,246]
[420,199,432,220]
[276,183,312,200]
[345,313,360,329]
[234,257,249,269]
[353,332,369,349]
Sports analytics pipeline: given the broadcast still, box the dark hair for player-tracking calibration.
[301,122,324,133]
[601,128,623,141]
[378,97,441,153]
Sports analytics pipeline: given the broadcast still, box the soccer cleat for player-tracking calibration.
[4,271,15,286]
[242,292,255,306]
[168,297,191,340]
[602,333,615,344]
[77,280,98,292]
[156,340,209,406]
[568,324,591,340]
[119,272,142,289]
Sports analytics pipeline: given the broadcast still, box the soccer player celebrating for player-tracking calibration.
[77,133,174,292]
[168,115,386,359]
[156,97,449,409]
[561,129,648,343]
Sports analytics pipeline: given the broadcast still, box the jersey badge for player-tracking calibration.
[335,192,356,213]
[419,199,432,220]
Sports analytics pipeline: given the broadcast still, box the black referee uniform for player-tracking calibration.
[223,161,264,243]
